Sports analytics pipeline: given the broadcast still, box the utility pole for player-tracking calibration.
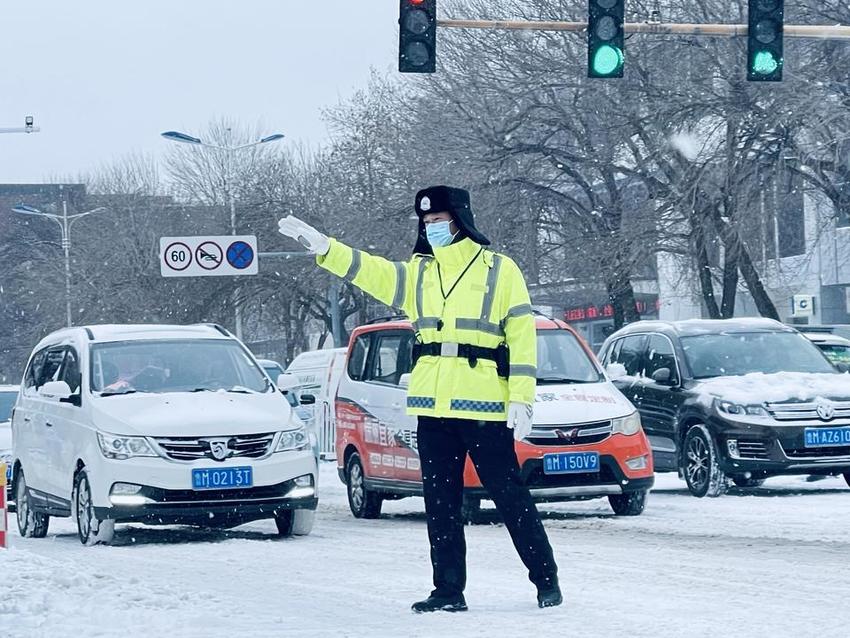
[61,201,72,328]
[328,279,344,348]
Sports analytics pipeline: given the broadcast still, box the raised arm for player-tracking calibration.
[278,215,414,314]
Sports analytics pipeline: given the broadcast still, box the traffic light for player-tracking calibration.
[399,0,437,73]
[747,0,784,81]
[588,0,625,78]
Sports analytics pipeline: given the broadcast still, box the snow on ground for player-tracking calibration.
[2,465,849,638]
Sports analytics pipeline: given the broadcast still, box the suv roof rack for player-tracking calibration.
[364,314,408,325]
[196,323,232,337]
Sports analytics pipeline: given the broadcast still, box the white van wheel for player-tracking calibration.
[15,469,50,538]
[73,470,115,546]
[275,509,315,537]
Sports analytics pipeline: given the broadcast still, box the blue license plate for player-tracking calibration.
[192,466,253,490]
[804,427,850,448]
[543,452,600,474]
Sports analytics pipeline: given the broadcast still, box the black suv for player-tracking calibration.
[599,318,850,497]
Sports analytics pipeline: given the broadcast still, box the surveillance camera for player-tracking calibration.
[25,115,34,126]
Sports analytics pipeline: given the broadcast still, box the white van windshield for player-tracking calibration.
[536,330,603,384]
[90,339,270,395]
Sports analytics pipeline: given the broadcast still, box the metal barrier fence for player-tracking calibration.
[318,400,336,460]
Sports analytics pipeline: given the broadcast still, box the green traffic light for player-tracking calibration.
[592,44,624,76]
[751,50,779,75]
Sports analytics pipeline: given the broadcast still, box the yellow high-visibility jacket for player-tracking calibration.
[317,236,536,421]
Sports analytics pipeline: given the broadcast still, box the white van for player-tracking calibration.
[11,324,317,545]
[285,347,347,458]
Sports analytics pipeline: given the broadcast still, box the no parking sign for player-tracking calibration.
[160,235,258,277]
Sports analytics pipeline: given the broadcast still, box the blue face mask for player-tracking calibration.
[425,221,455,248]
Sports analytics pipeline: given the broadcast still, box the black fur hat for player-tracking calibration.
[412,185,491,255]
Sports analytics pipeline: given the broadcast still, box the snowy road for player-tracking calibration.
[3,465,849,638]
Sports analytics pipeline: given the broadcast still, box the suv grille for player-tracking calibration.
[783,445,850,459]
[736,440,769,460]
[154,433,275,461]
[527,420,612,447]
[766,401,850,422]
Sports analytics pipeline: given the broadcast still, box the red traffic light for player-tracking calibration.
[399,0,436,73]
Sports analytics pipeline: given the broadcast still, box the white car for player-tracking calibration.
[800,331,850,370]
[11,324,317,545]
[1,384,19,498]
[286,347,347,459]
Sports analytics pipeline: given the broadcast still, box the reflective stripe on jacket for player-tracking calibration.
[317,236,536,421]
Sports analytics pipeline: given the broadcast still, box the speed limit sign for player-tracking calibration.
[163,242,192,272]
[159,235,258,277]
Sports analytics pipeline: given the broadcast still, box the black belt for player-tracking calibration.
[412,341,510,378]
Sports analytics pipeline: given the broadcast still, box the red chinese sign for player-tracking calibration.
[564,298,660,323]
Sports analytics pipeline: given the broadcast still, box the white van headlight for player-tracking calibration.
[97,432,157,460]
[611,411,642,436]
[275,426,309,452]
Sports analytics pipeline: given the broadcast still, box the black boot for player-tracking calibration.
[411,593,468,613]
[537,586,563,609]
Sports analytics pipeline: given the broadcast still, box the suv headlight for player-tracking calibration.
[275,426,309,452]
[612,411,642,436]
[715,400,768,417]
[97,432,157,460]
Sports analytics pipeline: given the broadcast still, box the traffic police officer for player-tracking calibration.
[278,185,561,612]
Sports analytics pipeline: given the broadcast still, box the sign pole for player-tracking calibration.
[437,19,850,40]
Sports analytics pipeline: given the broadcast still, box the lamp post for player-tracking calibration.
[11,202,107,328]
[161,129,285,340]
[0,115,40,135]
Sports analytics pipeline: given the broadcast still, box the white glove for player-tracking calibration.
[506,401,534,441]
[277,215,330,255]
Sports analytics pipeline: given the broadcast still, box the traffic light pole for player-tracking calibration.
[436,19,850,40]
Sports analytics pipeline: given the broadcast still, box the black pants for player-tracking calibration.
[417,416,559,597]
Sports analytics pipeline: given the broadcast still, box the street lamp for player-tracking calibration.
[0,115,41,135]
[11,202,107,328]
[161,128,285,340]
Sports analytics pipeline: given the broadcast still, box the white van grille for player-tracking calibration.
[154,433,275,461]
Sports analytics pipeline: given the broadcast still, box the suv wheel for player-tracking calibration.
[731,475,766,488]
[73,470,115,546]
[275,509,316,537]
[346,453,382,519]
[15,469,50,538]
[608,489,648,516]
[844,472,850,488]
[682,424,728,498]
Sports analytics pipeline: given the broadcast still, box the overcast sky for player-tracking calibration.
[0,1,398,183]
